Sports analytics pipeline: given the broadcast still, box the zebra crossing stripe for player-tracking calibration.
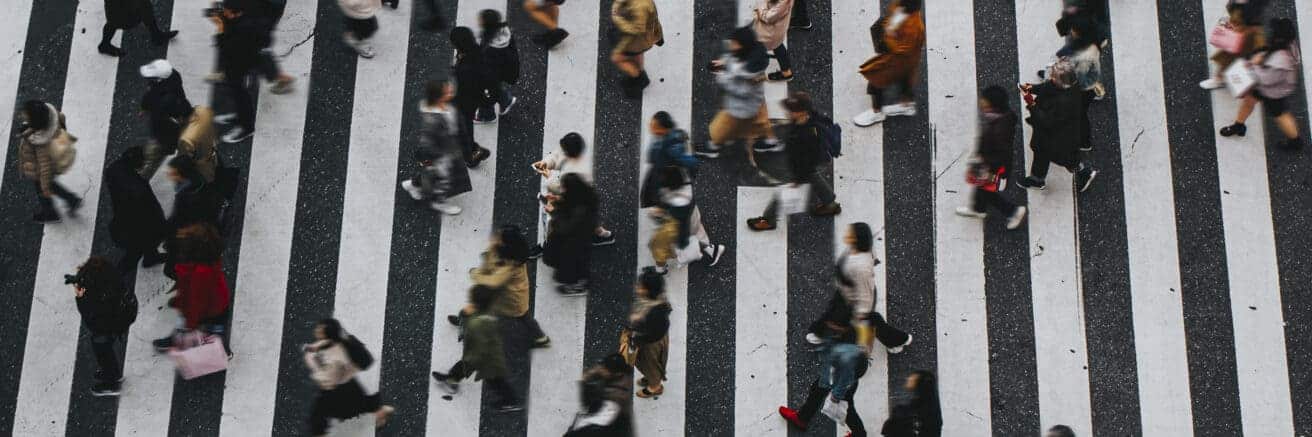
[0,0,34,196]
[1287,4,1312,434]
[734,187,788,436]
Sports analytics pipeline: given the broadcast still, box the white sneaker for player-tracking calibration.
[954,206,986,219]
[400,180,424,200]
[1006,206,1028,230]
[805,333,823,345]
[1199,78,1223,90]
[214,113,237,124]
[430,202,462,215]
[221,126,253,143]
[882,103,916,117]
[852,109,885,127]
[888,334,912,354]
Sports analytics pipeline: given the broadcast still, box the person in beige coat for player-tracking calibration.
[449,225,551,348]
[302,319,394,436]
[17,100,82,223]
[754,0,795,81]
[611,0,664,96]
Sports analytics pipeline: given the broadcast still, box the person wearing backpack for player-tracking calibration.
[73,256,138,397]
[476,9,520,123]
[746,93,840,231]
[17,100,82,223]
[302,318,395,436]
[1220,17,1304,150]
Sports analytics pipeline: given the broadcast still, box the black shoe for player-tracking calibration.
[90,381,121,397]
[538,28,569,49]
[494,404,524,413]
[767,71,794,82]
[98,42,124,57]
[1220,123,1247,137]
[621,76,644,99]
[446,315,461,327]
[1036,69,1046,79]
[694,143,721,158]
[466,147,490,168]
[702,244,726,267]
[527,244,543,260]
[557,283,588,296]
[150,30,179,45]
[1282,137,1304,150]
[531,336,551,348]
[431,372,459,394]
[152,336,173,353]
[33,211,60,224]
[1017,177,1046,190]
[592,233,616,246]
[94,370,125,383]
[1076,168,1099,193]
[636,71,651,88]
[65,197,83,216]
[789,20,813,30]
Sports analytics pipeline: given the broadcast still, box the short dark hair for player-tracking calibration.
[424,80,448,104]
[850,222,874,253]
[652,111,675,129]
[450,26,479,54]
[560,132,585,157]
[1047,425,1076,437]
[76,256,124,297]
[900,0,922,13]
[782,92,813,113]
[495,225,530,263]
[470,284,497,311]
[317,318,344,342]
[981,85,1009,112]
[639,267,665,298]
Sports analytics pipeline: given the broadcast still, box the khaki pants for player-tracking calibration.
[708,104,773,146]
[634,336,669,383]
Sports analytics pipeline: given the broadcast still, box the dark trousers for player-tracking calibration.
[970,188,1017,216]
[100,3,166,45]
[455,103,482,161]
[90,331,126,382]
[1029,153,1081,181]
[797,363,867,436]
[790,0,810,26]
[34,180,80,217]
[546,237,590,285]
[868,312,909,349]
[773,43,793,72]
[762,170,836,220]
[344,16,379,39]
[222,73,256,131]
[444,361,519,407]
[118,246,164,275]
[308,378,380,435]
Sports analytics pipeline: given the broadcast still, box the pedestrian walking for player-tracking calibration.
[153,223,232,355]
[400,80,474,214]
[137,59,193,176]
[753,0,795,82]
[526,0,569,48]
[17,100,82,223]
[210,1,273,143]
[1220,17,1304,150]
[1200,5,1266,90]
[695,26,779,158]
[302,319,395,436]
[106,147,168,273]
[1017,67,1098,192]
[881,370,943,437]
[853,0,925,127]
[540,174,599,296]
[778,313,870,436]
[531,133,616,246]
[610,0,664,97]
[72,256,138,397]
[475,9,520,123]
[623,268,672,399]
[339,0,381,58]
[746,92,841,231]
[447,225,551,349]
[955,86,1027,230]
[449,27,494,166]
[1061,0,1109,48]
[564,370,634,436]
[99,0,178,56]
[805,223,912,353]
[432,285,524,412]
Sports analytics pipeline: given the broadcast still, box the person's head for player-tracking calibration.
[469,284,497,312]
[1045,425,1077,437]
[728,26,757,56]
[637,266,665,299]
[450,27,479,55]
[19,100,49,130]
[846,222,873,253]
[560,132,586,158]
[166,154,203,185]
[1047,60,1076,88]
[174,223,225,263]
[424,79,454,106]
[493,224,530,263]
[74,256,122,295]
[980,85,1009,113]
[650,111,675,136]
[1268,18,1297,49]
[221,0,246,18]
[899,0,922,13]
[782,92,813,124]
[479,9,505,31]
[315,318,344,342]
[906,370,938,398]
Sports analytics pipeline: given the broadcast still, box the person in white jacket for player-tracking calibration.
[339,0,381,58]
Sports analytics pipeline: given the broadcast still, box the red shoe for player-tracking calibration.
[777,406,808,430]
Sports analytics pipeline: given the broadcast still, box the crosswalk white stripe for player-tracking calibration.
[527,0,602,434]
[924,1,991,434]
[831,0,890,431]
[1014,0,1093,432]
[0,0,34,195]
[11,0,120,433]
[1107,2,1194,434]
[328,3,414,436]
[114,2,221,433]
[736,0,788,120]
[1206,1,1296,434]
[217,1,318,434]
[632,0,693,434]
[422,2,505,434]
[734,186,788,436]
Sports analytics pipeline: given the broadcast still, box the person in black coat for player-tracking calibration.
[747,92,840,231]
[138,59,195,178]
[476,9,520,123]
[73,256,138,397]
[542,174,598,296]
[212,1,275,143]
[99,0,178,57]
[1017,68,1098,193]
[106,147,168,274]
[163,155,224,277]
[956,86,1027,229]
[564,373,634,437]
[881,370,943,437]
[449,27,494,167]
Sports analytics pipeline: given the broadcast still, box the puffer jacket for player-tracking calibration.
[18,103,70,195]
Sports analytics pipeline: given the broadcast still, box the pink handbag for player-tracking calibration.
[169,331,229,380]
[1209,20,1244,54]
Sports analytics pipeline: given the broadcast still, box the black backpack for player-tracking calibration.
[343,335,374,370]
[812,113,843,158]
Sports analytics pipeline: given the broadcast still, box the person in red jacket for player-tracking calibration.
[153,223,232,354]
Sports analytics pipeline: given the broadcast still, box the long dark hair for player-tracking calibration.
[728,26,769,72]
[21,100,50,131]
[317,318,344,342]
[479,9,506,45]
[909,370,943,425]
[77,256,124,299]
[849,222,873,253]
[450,26,481,60]
[1266,18,1297,53]
[495,225,530,264]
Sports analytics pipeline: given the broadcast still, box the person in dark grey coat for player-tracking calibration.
[73,256,138,397]
[400,80,472,215]
[106,147,168,274]
[99,0,178,56]
[1017,68,1098,193]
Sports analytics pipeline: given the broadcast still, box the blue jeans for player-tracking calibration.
[818,343,863,400]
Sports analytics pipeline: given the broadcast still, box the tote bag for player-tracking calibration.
[1209,20,1244,54]
[778,183,811,216]
[1224,60,1257,96]
[169,332,228,380]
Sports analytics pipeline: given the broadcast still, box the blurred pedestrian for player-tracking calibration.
[1017,67,1098,192]
[1220,17,1304,150]
[339,0,381,58]
[400,80,473,214]
[448,225,551,348]
[526,0,569,48]
[106,147,168,273]
[73,256,138,397]
[695,26,779,158]
[881,370,943,437]
[302,318,394,436]
[627,268,672,399]
[541,174,599,296]
[955,86,1026,229]
[753,0,795,82]
[746,93,840,231]
[99,0,178,56]
[431,285,523,412]
[17,100,81,223]
[611,0,664,97]
[476,9,520,123]
[153,223,232,355]
[853,0,925,127]
[449,27,494,166]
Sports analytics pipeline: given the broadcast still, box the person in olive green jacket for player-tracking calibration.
[431,285,522,412]
[611,0,663,96]
[449,225,551,348]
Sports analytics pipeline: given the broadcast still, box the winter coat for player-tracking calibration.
[1067,43,1102,91]
[640,129,694,208]
[106,148,167,252]
[169,180,224,231]
[453,53,496,111]
[1025,82,1085,168]
[716,52,768,119]
[76,281,138,334]
[141,72,193,147]
[303,340,361,390]
[629,296,671,344]
[783,115,825,182]
[1253,48,1300,99]
[417,104,473,196]
[217,15,273,78]
[18,103,71,196]
[337,0,380,19]
[462,313,508,380]
[753,0,793,50]
[172,262,232,329]
[481,27,521,85]
[976,110,1016,170]
[544,189,598,266]
[611,0,663,54]
[860,1,925,89]
[105,0,151,28]
[178,106,219,182]
[470,251,530,318]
